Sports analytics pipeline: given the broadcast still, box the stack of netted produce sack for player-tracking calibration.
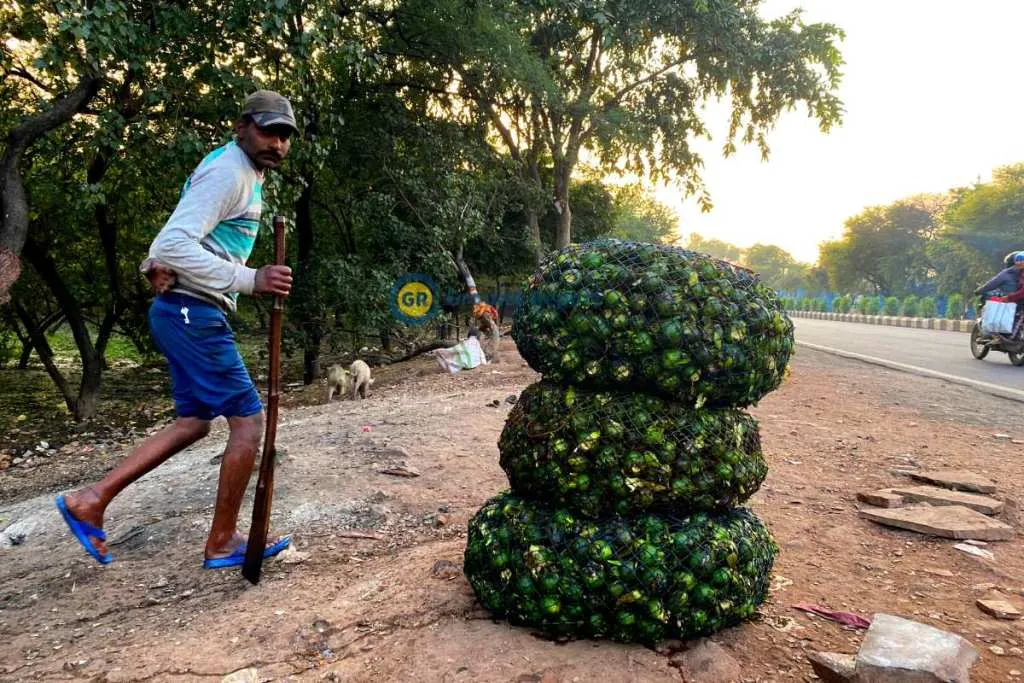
[465,239,793,644]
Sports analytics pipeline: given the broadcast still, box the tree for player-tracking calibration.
[743,243,811,291]
[395,0,844,256]
[818,196,942,295]
[605,185,679,244]
[683,234,743,262]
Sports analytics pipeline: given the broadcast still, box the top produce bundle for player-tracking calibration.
[511,239,793,408]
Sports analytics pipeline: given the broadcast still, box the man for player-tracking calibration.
[55,90,297,569]
[988,252,1024,340]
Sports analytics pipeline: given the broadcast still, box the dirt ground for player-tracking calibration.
[3,338,1024,682]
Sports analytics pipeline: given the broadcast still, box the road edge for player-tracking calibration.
[796,340,1024,405]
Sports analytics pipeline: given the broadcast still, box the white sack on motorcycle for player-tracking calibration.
[981,300,1016,335]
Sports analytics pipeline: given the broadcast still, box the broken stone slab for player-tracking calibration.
[856,614,978,683]
[953,543,995,560]
[908,469,997,494]
[976,597,1023,620]
[807,652,856,683]
[858,490,905,508]
[889,485,1004,515]
[860,505,1015,541]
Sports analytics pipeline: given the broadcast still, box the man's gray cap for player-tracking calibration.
[241,90,298,131]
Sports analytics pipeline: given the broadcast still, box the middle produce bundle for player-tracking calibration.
[464,240,793,644]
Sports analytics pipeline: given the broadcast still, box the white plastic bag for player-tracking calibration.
[430,337,489,374]
[981,299,1016,334]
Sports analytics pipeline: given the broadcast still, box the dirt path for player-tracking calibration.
[3,341,1024,682]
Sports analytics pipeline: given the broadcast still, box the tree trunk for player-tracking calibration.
[454,242,480,305]
[22,238,111,421]
[13,302,75,411]
[0,74,101,302]
[553,161,573,250]
[525,208,543,265]
[295,179,320,385]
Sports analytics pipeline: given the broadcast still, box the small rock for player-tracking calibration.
[505,394,518,404]
[221,668,258,683]
[856,614,978,683]
[378,464,420,478]
[922,567,955,578]
[807,651,857,683]
[438,504,451,513]
[279,545,311,565]
[990,645,1006,655]
[1012,671,1022,677]
[431,559,461,580]
[149,577,170,589]
[668,640,740,683]
[994,434,1012,440]
[1013,440,1024,446]
[972,583,998,591]
[433,513,450,527]
[976,598,1022,620]
[486,399,501,408]
[1011,648,1023,656]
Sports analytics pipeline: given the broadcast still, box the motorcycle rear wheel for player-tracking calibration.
[1010,350,1024,367]
[970,324,990,360]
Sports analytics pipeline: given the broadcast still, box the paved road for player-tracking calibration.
[793,318,1024,395]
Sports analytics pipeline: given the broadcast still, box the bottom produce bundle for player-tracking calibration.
[464,492,776,644]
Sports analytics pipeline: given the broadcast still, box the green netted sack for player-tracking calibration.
[499,382,765,517]
[464,492,776,644]
[510,239,793,408]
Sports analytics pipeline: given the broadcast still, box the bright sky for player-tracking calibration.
[652,0,1024,263]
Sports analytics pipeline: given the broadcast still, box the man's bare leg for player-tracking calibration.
[63,417,212,556]
[204,412,266,560]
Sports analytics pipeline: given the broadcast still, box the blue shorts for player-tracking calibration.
[148,293,263,420]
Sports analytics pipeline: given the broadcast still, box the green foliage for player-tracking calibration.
[944,164,1024,269]
[832,295,851,314]
[883,297,901,316]
[946,293,964,320]
[919,296,937,318]
[864,297,881,315]
[900,295,919,317]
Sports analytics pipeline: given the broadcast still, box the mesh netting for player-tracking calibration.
[464,492,776,645]
[499,381,766,517]
[510,239,794,408]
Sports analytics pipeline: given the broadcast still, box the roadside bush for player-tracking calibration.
[901,295,919,317]
[946,293,964,320]
[919,296,937,318]
[883,296,900,316]
[833,295,852,314]
[865,297,881,315]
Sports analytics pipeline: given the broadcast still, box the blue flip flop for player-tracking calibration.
[55,494,113,565]
[203,535,292,569]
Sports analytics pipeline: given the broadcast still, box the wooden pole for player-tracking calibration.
[242,215,286,584]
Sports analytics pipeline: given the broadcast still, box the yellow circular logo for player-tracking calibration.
[396,281,434,319]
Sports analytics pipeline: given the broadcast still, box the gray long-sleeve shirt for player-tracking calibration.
[140,141,263,312]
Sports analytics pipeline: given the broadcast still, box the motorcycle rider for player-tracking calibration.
[983,252,1024,342]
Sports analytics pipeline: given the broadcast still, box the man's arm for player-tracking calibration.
[975,270,1009,294]
[144,165,258,295]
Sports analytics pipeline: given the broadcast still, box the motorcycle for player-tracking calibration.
[970,297,1024,366]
